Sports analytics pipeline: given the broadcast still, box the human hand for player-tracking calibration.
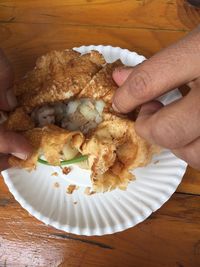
[0,49,32,171]
[112,27,200,170]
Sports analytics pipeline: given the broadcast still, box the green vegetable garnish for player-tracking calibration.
[38,155,88,166]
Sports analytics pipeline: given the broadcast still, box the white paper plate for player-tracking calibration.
[2,45,187,236]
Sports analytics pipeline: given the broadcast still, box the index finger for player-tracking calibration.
[112,27,200,113]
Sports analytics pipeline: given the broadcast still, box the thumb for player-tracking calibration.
[112,67,133,86]
[112,27,200,113]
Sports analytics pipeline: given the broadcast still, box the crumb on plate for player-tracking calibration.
[73,201,78,205]
[51,172,58,176]
[66,184,78,194]
[54,182,60,188]
[62,167,71,175]
[154,160,160,164]
[84,187,95,195]
[118,185,127,191]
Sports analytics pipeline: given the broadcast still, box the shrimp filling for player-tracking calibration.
[31,98,105,134]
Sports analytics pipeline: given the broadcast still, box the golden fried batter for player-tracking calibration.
[18,50,105,111]
[9,128,43,170]
[9,125,84,170]
[81,114,157,192]
[92,169,134,193]
[7,49,158,193]
[14,50,80,97]
[5,108,34,131]
[78,60,123,103]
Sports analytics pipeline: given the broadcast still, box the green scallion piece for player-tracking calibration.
[38,155,88,166]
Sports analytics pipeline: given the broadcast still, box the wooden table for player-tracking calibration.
[0,1,200,266]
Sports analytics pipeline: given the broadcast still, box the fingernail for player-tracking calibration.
[112,102,120,113]
[6,89,17,109]
[11,152,28,160]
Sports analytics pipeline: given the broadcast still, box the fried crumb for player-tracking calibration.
[54,182,60,188]
[62,167,71,175]
[84,187,95,195]
[118,185,127,191]
[66,184,78,194]
[154,160,160,164]
[51,172,58,176]
[73,201,78,205]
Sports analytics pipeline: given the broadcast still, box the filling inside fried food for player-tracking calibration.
[31,98,105,134]
[6,49,159,193]
[29,98,105,166]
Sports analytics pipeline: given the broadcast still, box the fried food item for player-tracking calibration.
[9,125,84,170]
[17,50,106,111]
[9,128,43,170]
[81,114,157,192]
[7,49,159,193]
[91,169,134,193]
[5,107,35,131]
[14,50,80,97]
[78,60,123,104]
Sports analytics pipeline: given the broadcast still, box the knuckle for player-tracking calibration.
[113,98,129,113]
[127,70,152,101]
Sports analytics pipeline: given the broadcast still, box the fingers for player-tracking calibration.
[112,67,133,86]
[135,100,163,116]
[0,49,29,168]
[135,89,200,149]
[112,27,200,113]
[0,128,32,160]
[0,49,17,111]
[173,137,200,171]
[0,155,9,172]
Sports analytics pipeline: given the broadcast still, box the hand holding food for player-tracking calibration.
[4,49,158,193]
[112,27,200,170]
[0,49,32,171]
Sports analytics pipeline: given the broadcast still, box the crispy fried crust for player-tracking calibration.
[5,108,34,131]
[81,114,158,192]
[8,49,159,193]
[41,125,84,165]
[14,50,80,97]
[9,128,43,170]
[78,60,123,103]
[92,169,134,193]
[17,50,106,111]
[9,125,84,170]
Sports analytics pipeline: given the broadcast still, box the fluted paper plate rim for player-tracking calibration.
[2,45,188,236]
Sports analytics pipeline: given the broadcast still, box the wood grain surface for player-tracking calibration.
[0,0,200,266]
[0,0,199,30]
[0,23,188,77]
[0,177,200,267]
